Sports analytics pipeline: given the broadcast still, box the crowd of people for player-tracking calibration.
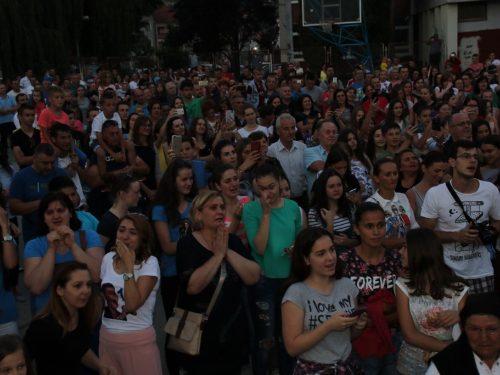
[0,52,500,375]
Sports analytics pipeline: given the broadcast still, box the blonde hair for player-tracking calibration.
[189,191,224,231]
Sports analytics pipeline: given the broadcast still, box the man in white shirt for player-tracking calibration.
[267,114,308,207]
[421,138,500,294]
[7,79,26,99]
[20,69,33,90]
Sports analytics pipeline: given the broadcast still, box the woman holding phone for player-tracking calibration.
[282,228,367,374]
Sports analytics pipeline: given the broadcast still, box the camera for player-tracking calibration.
[472,221,497,245]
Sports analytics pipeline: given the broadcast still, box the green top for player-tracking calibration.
[183,97,204,118]
[242,198,302,279]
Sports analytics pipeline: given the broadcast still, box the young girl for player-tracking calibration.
[367,159,419,250]
[340,202,406,374]
[480,134,500,183]
[189,117,213,162]
[0,335,33,375]
[396,227,468,375]
[279,172,307,229]
[212,163,251,245]
[365,125,386,163]
[282,228,367,374]
[384,99,410,136]
[30,88,46,121]
[309,169,359,254]
[243,164,302,375]
[339,129,374,200]
[151,161,198,375]
[406,151,447,224]
[322,147,362,206]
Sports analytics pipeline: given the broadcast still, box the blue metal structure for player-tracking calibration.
[305,3,374,72]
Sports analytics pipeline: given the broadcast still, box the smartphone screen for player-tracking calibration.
[172,135,182,156]
[432,117,441,132]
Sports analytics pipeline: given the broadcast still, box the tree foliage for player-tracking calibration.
[173,0,279,79]
[0,0,162,79]
[157,24,190,71]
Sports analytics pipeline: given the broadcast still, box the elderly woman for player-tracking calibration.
[24,193,104,315]
[174,191,260,375]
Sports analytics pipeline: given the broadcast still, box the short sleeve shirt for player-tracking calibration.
[38,108,69,143]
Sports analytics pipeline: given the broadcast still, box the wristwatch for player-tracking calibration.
[123,273,134,281]
[2,235,13,243]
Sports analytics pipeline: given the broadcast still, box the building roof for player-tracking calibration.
[153,4,176,24]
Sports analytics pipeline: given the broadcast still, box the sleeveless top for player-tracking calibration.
[409,186,425,220]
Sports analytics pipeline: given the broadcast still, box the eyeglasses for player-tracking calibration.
[465,326,500,336]
[456,153,480,161]
[452,121,472,127]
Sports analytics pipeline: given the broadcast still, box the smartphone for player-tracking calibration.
[172,135,182,157]
[332,77,338,84]
[297,80,302,84]
[199,80,208,87]
[348,307,368,317]
[226,110,235,122]
[176,108,184,116]
[372,92,379,101]
[416,124,425,133]
[347,188,357,195]
[432,117,441,131]
[251,140,260,152]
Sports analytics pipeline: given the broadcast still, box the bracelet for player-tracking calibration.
[238,168,244,175]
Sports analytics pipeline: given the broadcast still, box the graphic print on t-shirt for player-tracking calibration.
[450,200,484,254]
[305,295,354,330]
[384,204,411,238]
[102,283,137,320]
[179,218,192,238]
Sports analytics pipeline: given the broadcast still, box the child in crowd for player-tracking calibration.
[38,86,69,152]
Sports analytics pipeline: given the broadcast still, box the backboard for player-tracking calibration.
[302,0,362,27]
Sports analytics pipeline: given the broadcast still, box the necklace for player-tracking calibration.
[199,231,214,251]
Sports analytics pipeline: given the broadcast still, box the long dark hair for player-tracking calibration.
[385,99,409,123]
[311,169,351,220]
[338,129,371,171]
[151,160,199,226]
[366,125,383,163]
[405,228,465,299]
[283,228,344,294]
[34,261,101,338]
[324,146,355,190]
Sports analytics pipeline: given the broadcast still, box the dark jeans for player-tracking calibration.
[161,275,181,375]
[248,275,294,375]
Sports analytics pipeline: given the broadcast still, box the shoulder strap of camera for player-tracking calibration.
[445,181,476,225]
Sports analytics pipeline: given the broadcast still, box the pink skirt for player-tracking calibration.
[99,325,162,375]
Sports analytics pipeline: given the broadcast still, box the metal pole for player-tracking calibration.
[278,0,294,63]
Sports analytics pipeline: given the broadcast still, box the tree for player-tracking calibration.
[173,0,279,80]
[156,23,190,71]
[0,0,162,80]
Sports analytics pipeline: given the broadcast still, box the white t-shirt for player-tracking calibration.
[366,190,419,239]
[89,111,122,145]
[237,125,269,138]
[129,81,138,90]
[57,155,86,206]
[100,252,160,333]
[420,180,500,279]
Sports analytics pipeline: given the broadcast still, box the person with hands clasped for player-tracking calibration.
[395,228,468,375]
[174,191,260,374]
[243,164,303,375]
[99,214,162,375]
[23,193,104,315]
[282,228,367,374]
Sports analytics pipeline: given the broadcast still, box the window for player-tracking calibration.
[458,2,487,23]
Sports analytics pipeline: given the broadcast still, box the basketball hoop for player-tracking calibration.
[320,19,335,32]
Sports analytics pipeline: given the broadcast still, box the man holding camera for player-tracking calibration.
[421,139,500,294]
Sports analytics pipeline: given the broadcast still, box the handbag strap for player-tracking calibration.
[445,181,477,225]
[205,260,226,317]
[172,260,227,318]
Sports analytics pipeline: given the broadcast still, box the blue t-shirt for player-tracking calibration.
[77,211,99,231]
[24,230,103,314]
[9,166,70,243]
[191,160,211,190]
[0,95,16,124]
[152,203,192,277]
